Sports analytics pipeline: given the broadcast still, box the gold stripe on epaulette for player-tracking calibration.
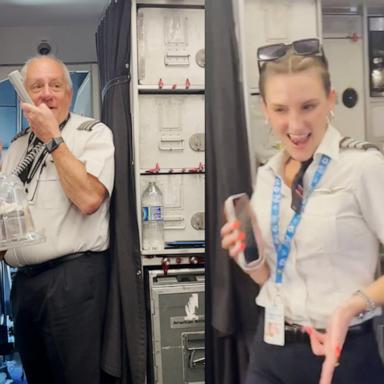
[339,136,381,152]
[77,119,100,132]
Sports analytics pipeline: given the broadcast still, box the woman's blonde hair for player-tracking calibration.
[259,49,331,100]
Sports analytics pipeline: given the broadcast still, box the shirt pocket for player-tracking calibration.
[296,213,337,256]
[295,186,346,256]
[36,159,70,209]
[306,185,352,217]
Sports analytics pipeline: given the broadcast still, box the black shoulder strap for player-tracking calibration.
[11,127,30,143]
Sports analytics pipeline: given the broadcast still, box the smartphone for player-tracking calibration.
[8,70,34,104]
[224,193,264,267]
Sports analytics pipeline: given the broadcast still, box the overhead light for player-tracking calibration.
[6,0,104,5]
[6,0,82,4]
[7,0,61,4]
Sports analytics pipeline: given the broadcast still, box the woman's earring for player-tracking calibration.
[264,119,272,134]
[327,110,335,125]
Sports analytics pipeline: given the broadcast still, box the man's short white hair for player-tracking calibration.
[21,55,73,90]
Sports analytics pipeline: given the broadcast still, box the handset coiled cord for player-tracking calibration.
[11,142,45,178]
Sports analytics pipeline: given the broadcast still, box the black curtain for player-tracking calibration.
[206,0,261,383]
[96,1,146,384]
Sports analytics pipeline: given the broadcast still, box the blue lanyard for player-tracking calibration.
[271,154,330,285]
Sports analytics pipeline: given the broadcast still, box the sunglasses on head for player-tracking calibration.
[257,38,324,72]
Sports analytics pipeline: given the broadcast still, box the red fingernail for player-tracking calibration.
[237,231,246,241]
[231,220,241,230]
[335,345,341,359]
[239,242,246,251]
[303,326,313,335]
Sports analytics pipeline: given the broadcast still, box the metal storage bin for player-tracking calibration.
[137,7,205,87]
[148,268,205,384]
[139,94,205,171]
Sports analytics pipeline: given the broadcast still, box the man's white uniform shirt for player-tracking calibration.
[2,113,115,267]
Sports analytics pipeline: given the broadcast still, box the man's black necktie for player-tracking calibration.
[291,158,313,214]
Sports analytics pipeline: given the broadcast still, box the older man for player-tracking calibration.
[1,55,114,384]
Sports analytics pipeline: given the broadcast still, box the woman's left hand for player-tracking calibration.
[304,306,354,384]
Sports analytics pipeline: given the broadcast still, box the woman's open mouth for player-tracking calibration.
[288,133,312,146]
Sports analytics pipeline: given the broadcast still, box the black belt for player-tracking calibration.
[284,319,373,343]
[18,251,106,277]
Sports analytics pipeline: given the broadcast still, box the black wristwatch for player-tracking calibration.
[46,136,64,153]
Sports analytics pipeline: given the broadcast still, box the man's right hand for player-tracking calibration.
[21,102,61,144]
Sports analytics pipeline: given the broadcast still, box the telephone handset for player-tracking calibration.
[8,70,34,105]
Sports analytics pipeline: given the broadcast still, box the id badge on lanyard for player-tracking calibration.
[264,155,330,346]
[264,290,285,346]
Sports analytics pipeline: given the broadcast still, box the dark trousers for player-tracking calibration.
[10,251,113,384]
[245,316,384,384]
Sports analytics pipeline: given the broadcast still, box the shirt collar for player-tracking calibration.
[265,149,288,176]
[264,125,341,175]
[59,113,71,130]
[314,124,341,162]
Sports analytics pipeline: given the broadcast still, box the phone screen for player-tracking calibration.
[233,196,260,264]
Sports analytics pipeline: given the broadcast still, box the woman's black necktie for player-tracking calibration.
[291,158,313,214]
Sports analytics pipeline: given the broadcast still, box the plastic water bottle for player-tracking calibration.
[142,181,164,251]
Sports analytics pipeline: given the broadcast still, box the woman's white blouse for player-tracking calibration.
[252,125,384,329]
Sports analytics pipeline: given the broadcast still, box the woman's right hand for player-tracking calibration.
[221,219,270,284]
[220,219,246,263]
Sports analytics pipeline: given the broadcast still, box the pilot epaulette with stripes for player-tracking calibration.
[77,119,100,132]
[11,127,30,143]
[339,137,382,153]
